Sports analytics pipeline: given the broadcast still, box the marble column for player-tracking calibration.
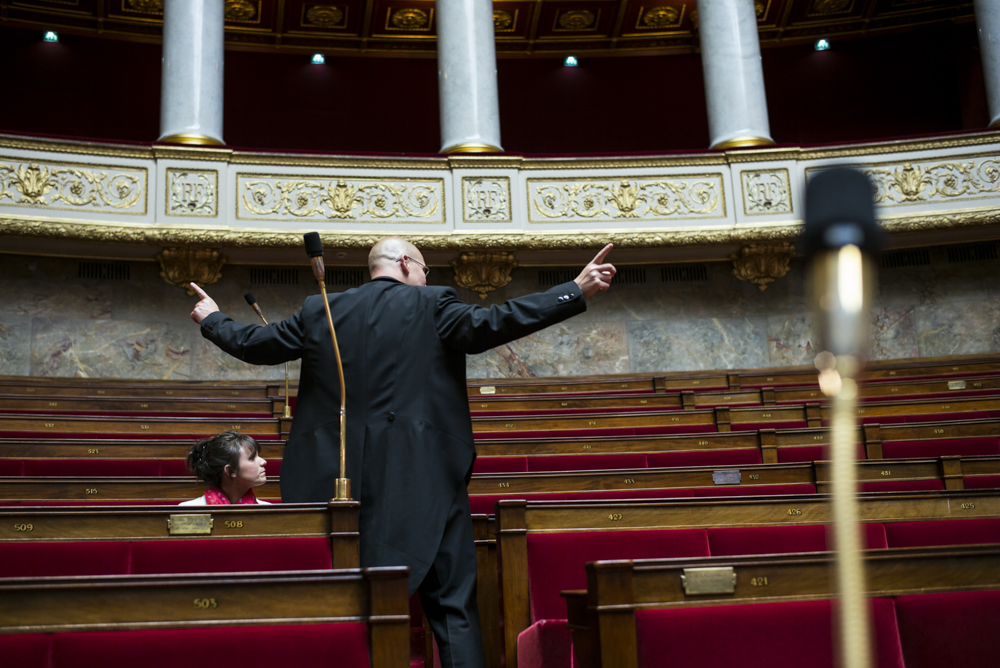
[696,0,774,149]
[436,0,503,153]
[158,0,225,145]
[975,0,1000,128]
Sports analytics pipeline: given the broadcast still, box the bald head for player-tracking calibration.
[368,237,427,286]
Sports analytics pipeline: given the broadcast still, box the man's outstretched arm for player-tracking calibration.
[190,283,306,365]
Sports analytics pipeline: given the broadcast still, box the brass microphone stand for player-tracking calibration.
[244,293,293,419]
[305,234,351,501]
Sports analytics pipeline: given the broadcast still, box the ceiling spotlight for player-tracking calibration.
[564,56,578,67]
[311,53,325,65]
[815,39,830,51]
[43,31,59,43]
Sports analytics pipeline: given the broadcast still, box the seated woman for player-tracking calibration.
[180,430,271,505]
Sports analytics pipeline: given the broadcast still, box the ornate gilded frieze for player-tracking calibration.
[0,158,146,215]
[157,248,227,295]
[527,175,725,223]
[807,154,1000,208]
[166,168,218,218]
[731,243,796,291]
[451,252,518,299]
[462,177,511,223]
[741,168,792,216]
[237,174,446,223]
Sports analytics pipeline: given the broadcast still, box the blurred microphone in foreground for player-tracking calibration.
[244,292,293,419]
[802,167,884,668]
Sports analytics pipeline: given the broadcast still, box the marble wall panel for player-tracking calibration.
[0,315,30,376]
[466,321,629,379]
[915,299,1000,357]
[869,306,920,361]
[876,256,997,308]
[191,336,303,381]
[30,317,192,379]
[627,317,769,373]
[767,313,817,367]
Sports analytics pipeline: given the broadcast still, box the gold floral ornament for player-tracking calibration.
[756,2,768,20]
[242,178,440,221]
[390,8,429,30]
[493,9,514,31]
[157,248,227,295]
[731,243,795,291]
[639,6,680,29]
[865,159,1000,205]
[127,0,163,13]
[225,0,257,22]
[557,9,595,30]
[305,5,345,28]
[531,177,722,221]
[0,162,142,210]
[451,252,517,300]
[809,0,853,16]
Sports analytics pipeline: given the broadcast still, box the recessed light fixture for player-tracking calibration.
[43,31,59,43]
[564,56,578,67]
[815,39,830,51]
[311,53,325,65]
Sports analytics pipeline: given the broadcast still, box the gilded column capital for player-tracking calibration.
[157,247,227,295]
[451,251,517,299]
[731,242,795,291]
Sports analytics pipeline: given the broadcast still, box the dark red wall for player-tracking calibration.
[0,22,987,154]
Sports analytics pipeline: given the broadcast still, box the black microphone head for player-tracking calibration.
[304,232,324,258]
[244,292,256,306]
[800,167,883,257]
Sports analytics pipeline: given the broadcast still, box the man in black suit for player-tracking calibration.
[190,238,615,668]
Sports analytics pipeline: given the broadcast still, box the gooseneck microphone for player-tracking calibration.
[802,167,883,668]
[244,293,293,420]
[303,232,351,502]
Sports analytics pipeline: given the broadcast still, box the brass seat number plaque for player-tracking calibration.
[167,514,214,535]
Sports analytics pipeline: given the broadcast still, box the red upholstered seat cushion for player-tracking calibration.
[880,437,1000,458]
[964,475,1000,489]
[860,480,945,493]
[646,449,762,468]
[635,598,904,668]
[0,541,130,577]
[526,454,647,472]
[707,523,888,556]
[730,421,808,431]
[883,518,1000,548]
[0,634,52,666]
[777,444,865,463]
[561,489,694,501]
[895,590,1000,668]
[691,484,816,497]
[525,529,710,621]
[129,537,332,574]
[159,460,192,476]
[22,459,162,477]
[517,619,572,668]
[473,457,529,474]
[49,623,371,668]
[905,411,992,423]
[0,459,23,475]
[633,424,717,436]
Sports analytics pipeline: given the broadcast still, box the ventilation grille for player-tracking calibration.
[250,268,299,285]
[326,268,365,287]
[538,269,578,287]
[946,242,997,263]
[661,264,708,283]
[78,261,130,281]
[614,267,647,285]
[881,249,931,270]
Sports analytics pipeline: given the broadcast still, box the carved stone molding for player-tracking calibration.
[157,248,228,295]
[731,243,796,291]
[451,252,518,299]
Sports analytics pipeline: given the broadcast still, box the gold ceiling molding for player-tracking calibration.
[157,247,228,295]
[731,242,796,291]
[451,252,518,299]
[2,208,999,254]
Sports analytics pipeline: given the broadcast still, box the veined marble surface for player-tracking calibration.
[1,252,999,380]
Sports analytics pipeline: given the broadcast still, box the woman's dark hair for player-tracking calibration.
[186,431,260,487]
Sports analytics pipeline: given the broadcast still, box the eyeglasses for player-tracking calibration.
[397,255,430,276]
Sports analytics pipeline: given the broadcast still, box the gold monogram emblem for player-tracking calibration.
[640,7,679,29]
[390,8,429,30]
[493,9,514,31]
[557,9,595,31]
[305,5,345,28]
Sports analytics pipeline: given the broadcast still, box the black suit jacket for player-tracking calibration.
[200,277,586,589]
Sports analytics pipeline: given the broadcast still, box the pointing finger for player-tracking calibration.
[190,282,209,299]
[591,243,613,265]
